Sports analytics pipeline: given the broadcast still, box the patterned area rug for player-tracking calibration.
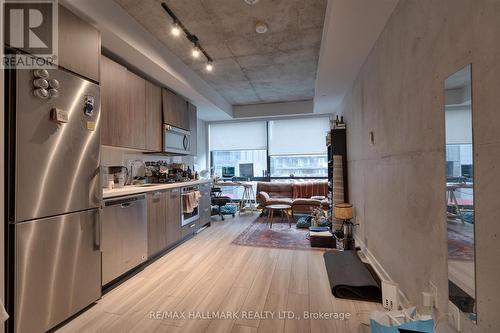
[232,216,326,251]
[448,227,474,261]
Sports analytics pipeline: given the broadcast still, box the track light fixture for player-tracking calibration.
[171,22,181,36]
[161,2,214,71]
[192,45,200,58]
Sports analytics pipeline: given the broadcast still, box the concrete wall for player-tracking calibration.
[338,1,500,331]
[233,100,314,119]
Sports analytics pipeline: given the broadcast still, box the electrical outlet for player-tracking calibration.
[448,301,461,331]
[382,280,399,311]
[429,281,438,309]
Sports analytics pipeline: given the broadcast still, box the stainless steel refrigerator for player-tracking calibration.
[5,67,102,333]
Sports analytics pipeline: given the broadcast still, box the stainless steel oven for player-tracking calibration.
[163,124,191,154]
[181,185,200,226]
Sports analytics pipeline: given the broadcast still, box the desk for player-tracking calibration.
[214,181,256,213]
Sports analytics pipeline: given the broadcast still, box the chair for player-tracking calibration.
[211,187,234,220]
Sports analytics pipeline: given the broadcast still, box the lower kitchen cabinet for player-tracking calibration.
[199,182,211,227]
[147,191,167,258]
[146,183,211,260]
[165,188,182,248]
[147,188,181,258]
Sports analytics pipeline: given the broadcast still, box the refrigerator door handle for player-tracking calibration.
[95,209,101,251]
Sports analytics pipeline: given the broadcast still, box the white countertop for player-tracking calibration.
[103,179,212,199]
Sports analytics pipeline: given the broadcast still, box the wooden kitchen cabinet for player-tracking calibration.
[147,191,167,258]
[199,182,211,227]
[58,5,100,82]
[126,71,146,150]
[165,188,181,247]
[162,89,189,130]
[100,55,147,150]
[100,55,129,147]
[145,81,163,152]
[188,102,197,156]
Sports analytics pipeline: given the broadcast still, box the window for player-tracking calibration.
[446,144,473,181]
[268,117,329,178]
[209,121,268,179]
[270,154,327,178]
[209,117,330,180]
[211,150,267,178]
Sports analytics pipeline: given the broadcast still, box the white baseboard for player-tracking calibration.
[354,235,410,308]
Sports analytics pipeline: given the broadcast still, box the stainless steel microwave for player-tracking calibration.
[163,124,191,154]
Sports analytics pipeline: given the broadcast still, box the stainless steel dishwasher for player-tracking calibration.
[102,194,147,286]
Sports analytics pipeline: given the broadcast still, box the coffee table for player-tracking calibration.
[267,204,292,228]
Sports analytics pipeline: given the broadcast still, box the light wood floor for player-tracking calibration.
[57,213,381,333]
[447,220,475,297]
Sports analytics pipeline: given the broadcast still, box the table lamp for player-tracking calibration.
[334,203,355,250]
[334,203,353,221]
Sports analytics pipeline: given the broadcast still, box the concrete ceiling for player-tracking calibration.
[115,0,327,106]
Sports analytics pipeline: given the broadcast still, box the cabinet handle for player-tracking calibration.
[190,224,195,228]
[153,192,162,197]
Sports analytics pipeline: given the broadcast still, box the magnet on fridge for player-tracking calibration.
[50,108,69,123]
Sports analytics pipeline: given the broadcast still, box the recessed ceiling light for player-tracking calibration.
[244,0,259,5]
[255,21,268,34]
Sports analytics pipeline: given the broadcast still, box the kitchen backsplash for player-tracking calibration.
[101,146,200,174]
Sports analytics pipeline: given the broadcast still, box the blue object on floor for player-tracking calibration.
[370,319,435,333]
[220,204,237,215]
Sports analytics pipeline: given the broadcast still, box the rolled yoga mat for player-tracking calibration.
[323,250,382,302]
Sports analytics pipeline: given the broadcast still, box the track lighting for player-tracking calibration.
[161,2,214,72]
[192,47,200,58]
[171,23,180,36]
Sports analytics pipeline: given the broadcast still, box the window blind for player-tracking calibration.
[268,117,330,155]
[209,121,267,151]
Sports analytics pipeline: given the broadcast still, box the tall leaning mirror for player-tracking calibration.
[444,64,476,323]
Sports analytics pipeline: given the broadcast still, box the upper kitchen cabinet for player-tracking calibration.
[162,88,189,130]
[188,102,197,156]
[145,81,163,152]
[58,5,100,82]
[101,55,146,150]
[126,71,146,150]
[101,55,129,147]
